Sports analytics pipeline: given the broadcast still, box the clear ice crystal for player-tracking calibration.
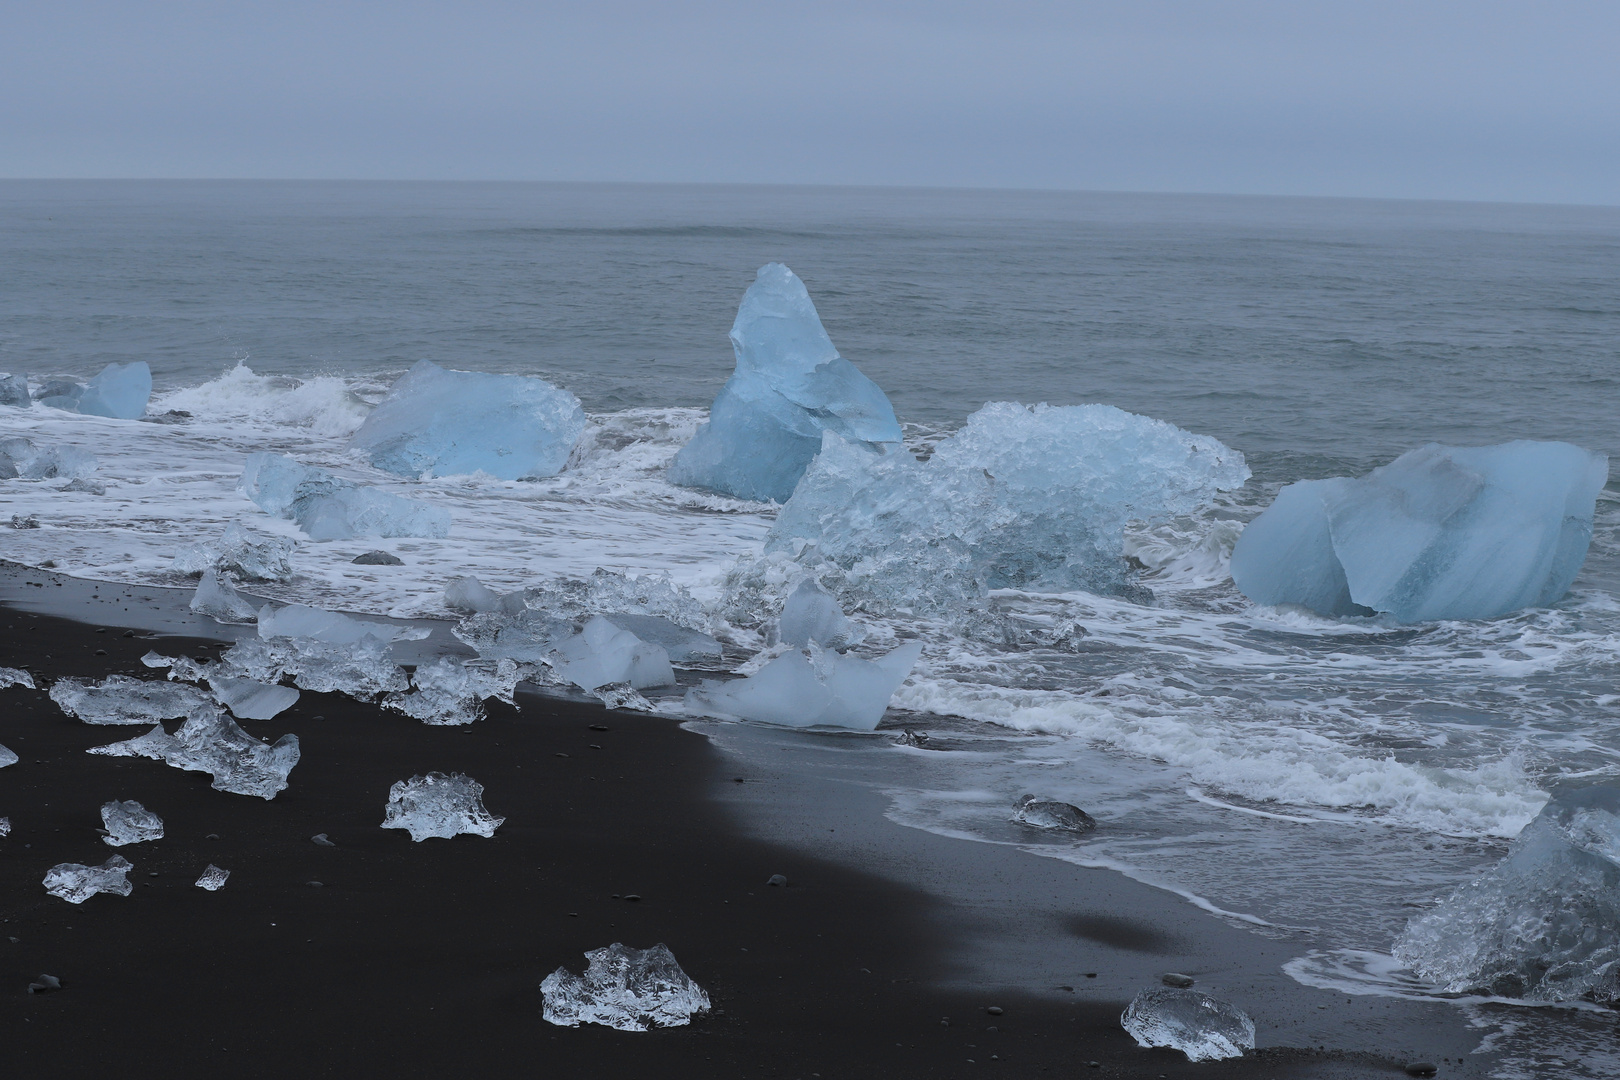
[220,634,409,699]
[170,523,296,581]
[50,674,215,724]
[546,616,674,693]
[43,855,134,904]
[597,614,723,665]
[669,263,902,503]
[190,568,260,622]
[240,451,451,540]
[541,942,711,1031]
[349,359,586,480]
[76,361,152,419]
[100,799,164,846]
[444,575,510,614]
[1012,794,1097,832]
[775,577,860,649]
[382,656,521,726]
[593,683,654,711]
[0,742,18,768]
[195,864,230,891]
[452,607,573,663]
[522,568,708,632]
[0,435,98,480]
[0,666,36,690]
[142,650,212,683]
[86,706,301,799]
[380,771,504,841]
[209,675,300,720]
[258,602,426,645]
[686,641,922,731]
[1120,987,1255,1061]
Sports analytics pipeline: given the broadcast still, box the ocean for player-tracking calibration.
[4,180,1619,1076]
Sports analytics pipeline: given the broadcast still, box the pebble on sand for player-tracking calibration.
[1161,972,1195,988]
[767,874,788,887]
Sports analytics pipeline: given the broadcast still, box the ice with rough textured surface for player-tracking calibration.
[547,617,674,693]
[0,742,17,768]
[453,608,573,663]
[687,641,922,731]
[0,666,34,689]
[350,360,586,480]
[669,264,902,503]
[44,855,134,904]
[767,403,1249,614]
[170,523,296,581]
[1394,785,1620,1001]
[210,676,300,720]
[221,634,409,699]
[0,817,10,835]
[1231,441,1609,623]
[143,650,211,683]
[444,575,509,614]
[776,578,860,649]
[50,674,214,724]
[0,372,28,408]
[382,657,520,726]
[381,772,503,841]
[190,568,259,622]
[599,614,723,664]
[101,800,164,846]
[77,361,152,419]
[241,452,451,540]
[593,683,654,711]
[541,943,710,1031]
[0,436,98,480]
[87,706,300,799]
[1121,988,1255,1061]
[258,602,425,645]
[195,865,230,891]
[523,569,708,631]
[1012,794,1097,832]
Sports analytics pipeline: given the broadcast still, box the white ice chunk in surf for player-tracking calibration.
[775,578,860,649]
[257,603,427,645]
[76,361,152,419]
[240,452,451,541]
[1121,988,1255,1062]
[171,523,296,582]
[50,674,214,724]
[0,372,29,408]
[349,360,586,480]
[381,772,503,841]
[87,707,300,799]
[43,855,134,904]
[669,263,902,503]
[599,614,723,665]
[190,568,259,623]
[100,800,164,846]
[209,675,300,720]
[541,942,710,1030]
[686,641,922,731]
[0,436,98,480]
[546,616,675,693]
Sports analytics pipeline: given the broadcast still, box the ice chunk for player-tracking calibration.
[523,569,708,631]
[0,436,98,480]
[669,264,902,503]
[219,634,409,699]
[50,674,214,724]
[240,452,451,540]
[209,675,300,720]
[380,772,503,841]
[600,614,723,664]
[195,865,230,891]
[190,568,259,623]
[258,602,424,645]
[87,706,301,799]
[1012,794,1097,832]
[0,817,10,835]
[63,476,106,494]
[76,361,152,419]
[86,723,174,760]
[776,578,860,649]
[1121,988,1255,1062]
[142,650,211,683]
[546,616,675,693]
[687,641,922,731]
[170,523,296,582]
[541,943,710,1031]
[1232,441,1609,623]
[1394,785,1620,1002]
[349,360,586,480]
[43,855,134,904]
[0,666,35,690]
[0,372,29,408]
[453,607,573,663]
[444,575,508,614]
[100,799,164,846]
[0,742,17,768]
[593,683,654,711]
[382,656,520,726]
[34,377,85,409]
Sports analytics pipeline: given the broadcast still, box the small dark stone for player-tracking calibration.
[986,1025,998,1033]
[940,1019,951,1027]
[555,752,570,758]
[589,724,609,732]
[1057,985,1074,992]
[306,881,324,888]
[94,649,107,656]
[766,874,788,887]
[311,833,336,847]
[1404,1064,1438,1078]
[352,550,404,566]
[205,834,220,840]
[27,974,62,993]
[121,630,134,638]
[1012,794,1097,832]
[147,871,159,878]
[1087,1062,1100,1069]
[1161,972,1195,988]
[588,744,602,750]
[95,628,107,634]
[611,894,621,899]
[623,894,641,902]
[986,1006,1004,1016]
[1084,972,1097,978]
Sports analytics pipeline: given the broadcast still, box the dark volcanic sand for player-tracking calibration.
[1,602,1431,1079]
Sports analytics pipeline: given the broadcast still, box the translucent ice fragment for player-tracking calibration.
[0,666,35,690]
[86,723,174,760]
[380,772,503,841]
[349,360,586,480]
[170,523,296,581]
[600,614,723,664]
[593,683,653,711]
[210,675,300,720]
[0,436,98,480]
[142,651,212,683]
[0,372,29,408]
[77,361,152,419]
[194,865,230,891]
[258,602,425,645]
[382,656,520,726]
[541,942,710,1031]
[522,569,708,631]
[452,607,573,663]
[776,578,860,649]
[220,634,408,699]
[190,568,259,622]
[670,263,902,502]
[100,799,164,846]
[43,854,134,904]
[50,674,214,724]
[547,616,674,693]
[240,452,451,540]
[686,641,922,731]
[0,817,10,835]
[1012,794,1097,832]
[1121,988,1255,1061]
[88,707,300,799]
[0,742,17,768]
[444,575,506,614]
[1232,441,1609,623]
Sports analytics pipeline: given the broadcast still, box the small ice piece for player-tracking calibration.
[776,578,860,649]
[76,361,152,419]
[541,942,711,1031]
[0,817,10,835]
[444,575,507,614]
[209,675,300,720]
[194,864,230,891]
[100,799,164,846]
[190,568,259,622]
[1012,794,1097,832]
[0,742,17,768]
[382,656,520,726]
[0,372,29,408]
[669,263,903,503]
[380,772,504,841]
[546,616,675,693]
[86,723,174,760]
[1120,988,1255,1062]
[142,651,212,683]
[88,707,301,799]
[1231,441,1610,623]
[593,683,653,711]
[349,360,586,480]
[34,378,85,408]
[257,603,425,645]
[686,641,923,731]
[43,854,134,904]
[170,523,296,582]
[240,452,451,540]
[0,666,36,689]
[63,477,106,495]
[50,674,215,724]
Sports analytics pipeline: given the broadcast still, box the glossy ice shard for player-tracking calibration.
[87,706,300,799]
[522,569,708,631]
[171,524,296,582]
[541,943,710,1031]
[194,865,230,891]
[380,772,503,841]
[76,361,152,419]
[240,452,451,540]
[257,603,425,645]
[686,641,922,731]
[50,674,214,724]
[669,264,902,503]
[1232,441,1609,623]
[775,578,859,649]
[209,675,300,720]
[0,666,35,690]
[0,436,98,480]
[221,634,409,699]
[382,656,520,726]
[190,569,259,622]
[44,855,134,904]
[1121,988,1255,1061]
[100,799,164,846]
[0,372,28,408]
[349,360,586,480]
[452,608,573,663]
[546,616,675,693]
[444,575,508,614]
[0,742,18,768]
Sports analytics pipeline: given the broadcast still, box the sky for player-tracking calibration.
[3,0,1617,204]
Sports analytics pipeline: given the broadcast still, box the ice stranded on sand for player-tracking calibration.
[209,675,300,721]
[541,943,710,1031]
[44,855,135,904]
[0,666,36,690]
[1121,987,1255,1061]
[171,523,295,582]
[87,707,300,799]
[189,568,259,623]
[686,641,922,731]
[50,673,214,724]
[381,772,503,841]
[100,800,164,846]
[195,865,230,891]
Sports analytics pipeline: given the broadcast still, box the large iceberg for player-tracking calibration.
[1231,441,1609,623]
[241,452,451,540]
[350,360,586,480]
[541,943,710,1031]
[1394,785,1620,1002]
[76,361,152,419]
[686,641,922,731]
[669,264,902,503]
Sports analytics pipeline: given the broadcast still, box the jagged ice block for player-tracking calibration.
[1121,987,1255,1061]
[195,865,230,891]
[381,772,504,841]
[241,452,451,540]
[775,578,860,649]
[76,361,153,419]
[101,800,164,846]
[209,675,300,720]
[171,523,296,582]
[541,943,710,1031]
[687,641,922,731]
[190,568,260,622]
[44,855,135,904]
[87,706,301,799]
[50,674,214,724]
[546,616,675,693]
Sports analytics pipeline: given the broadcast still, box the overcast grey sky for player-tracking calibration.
[3,1,1616,204]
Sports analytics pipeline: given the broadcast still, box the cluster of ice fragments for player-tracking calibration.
[1231,440,1609,623]
[171,523,296,582]
[43,855,134,904]
[241,452,451,540]
[670,264,903,503]
[24,362,152,418]
[88,706,301,799]
[101,800,164,845]
[0,436,98,481]
[541,943,710,1031]
[383,656,520,726]
[1121,987,1255,1061]
[350,359,586,480]
[381,772,503,841]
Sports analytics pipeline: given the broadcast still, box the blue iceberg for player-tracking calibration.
[240,452,451,541]
[669,264,902,503]
[77,362,152,419]
[349,360,586,480]
[1231,441,1609,623]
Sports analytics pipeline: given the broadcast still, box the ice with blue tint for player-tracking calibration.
[1231,441,1609,623]
[76,361,153,419]
[547,616,675,693]
[190,569,259,623]
[349,360,586,480]
[775,578,860,649]
[765,402,1249,614]
[257,602,427,645]
[0,373,28,408]
[0,437,98,481]
[209,675,300,721]
[171,524,296,582]
[669,263,902,503]
[598,614,723,664]
[86,705,301,799]
[240,452,451,540]
[686,641,922,731]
